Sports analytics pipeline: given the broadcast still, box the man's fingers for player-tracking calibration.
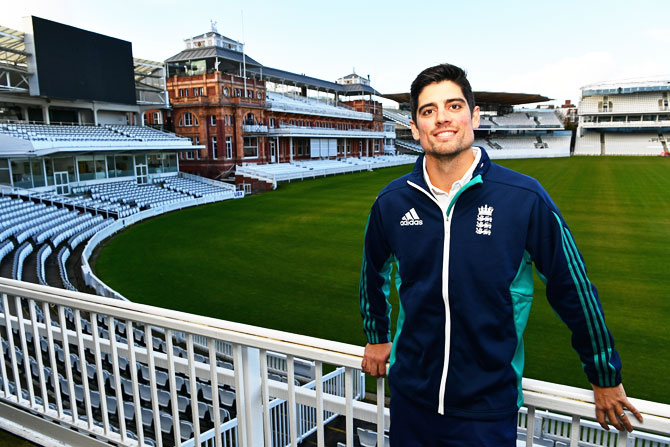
[627,402,644,423]
[372,360,386,377]
[361,360,385,377]
[362,343,391,377]
[621,401,643,432]
[595,409,609,431]
[607,409,623,431]
[620,413,633,433]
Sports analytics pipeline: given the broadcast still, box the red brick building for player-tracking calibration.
[160,29,386,179]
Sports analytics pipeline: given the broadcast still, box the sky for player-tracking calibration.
[4,0,670,106]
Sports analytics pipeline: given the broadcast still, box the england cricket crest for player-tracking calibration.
[475,204,493,236]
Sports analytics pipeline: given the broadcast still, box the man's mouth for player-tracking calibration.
[434,129,457,137]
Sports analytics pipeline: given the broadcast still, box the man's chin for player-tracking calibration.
[425,145,471,159]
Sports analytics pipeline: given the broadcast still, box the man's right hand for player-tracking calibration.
[362,342,392,377]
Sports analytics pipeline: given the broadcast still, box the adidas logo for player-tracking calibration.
[400,208,423,226]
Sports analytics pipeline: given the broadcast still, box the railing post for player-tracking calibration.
[241,346,264,446]
[526,406,535,447]
[570,414,580,446]
[617,430,628,447]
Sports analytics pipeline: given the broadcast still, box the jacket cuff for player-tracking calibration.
[366,332,390,344]
[585,368,622,388]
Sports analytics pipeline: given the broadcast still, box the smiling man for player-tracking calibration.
[359,63,642,446]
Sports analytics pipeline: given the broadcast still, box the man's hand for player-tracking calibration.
[362,342,392,377]
[592,383,643,432]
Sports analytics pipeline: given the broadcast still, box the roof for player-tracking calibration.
[247,66,342,92]
[339,83,381,96]
[382,91,551,106]
[165,47,262,67]
[0,25,27,67]
[134,57,164,78]
[582,79,670,96]
[0,133,195,157]
[188,31,239,44]
[246,66,381,96]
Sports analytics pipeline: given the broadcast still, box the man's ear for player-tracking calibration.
[410,120,421,141]
[472,106,481,130]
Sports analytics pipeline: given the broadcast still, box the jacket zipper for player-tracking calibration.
[407,176,482,415]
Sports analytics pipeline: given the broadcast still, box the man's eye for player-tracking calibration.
[421,109,433,116]
[450,104,462,110]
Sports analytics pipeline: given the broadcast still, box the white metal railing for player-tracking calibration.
[580,120,670,128]
[266,93,373,121]
[0,278,378,447]
[267,126,384,139]
[0,278,668,447]
[180,173,236,192]
[521,379,670,447]
[241,125,268,134]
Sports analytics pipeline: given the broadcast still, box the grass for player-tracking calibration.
[0,429,39,446]
[94,156,670,403]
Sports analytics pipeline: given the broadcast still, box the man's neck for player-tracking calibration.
[425,148,476,192]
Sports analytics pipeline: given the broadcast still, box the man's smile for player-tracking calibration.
[433,129,457,138]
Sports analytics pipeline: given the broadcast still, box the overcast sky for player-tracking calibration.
[5,0,670,105]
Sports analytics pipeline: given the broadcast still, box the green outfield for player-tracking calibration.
[94,156,670,403]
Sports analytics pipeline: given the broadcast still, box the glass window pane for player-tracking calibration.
[95,157,106,179]
[77,155,95,181]
[11,159,32,188]
[45,158,54,185]
[107,156,116,177]
[31,159,45,187]
[148,154,162,174]
[115,155,133,177]
[243,137,258,158]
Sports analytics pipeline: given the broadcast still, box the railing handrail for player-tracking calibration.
[0,278,364,369]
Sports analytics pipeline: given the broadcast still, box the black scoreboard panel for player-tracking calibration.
[32,16,136,105]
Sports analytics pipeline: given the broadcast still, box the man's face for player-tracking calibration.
[410,80,480,158]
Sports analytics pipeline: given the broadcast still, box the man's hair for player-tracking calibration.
[410,63,476,122]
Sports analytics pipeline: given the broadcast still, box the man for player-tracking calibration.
[359,63,642,446]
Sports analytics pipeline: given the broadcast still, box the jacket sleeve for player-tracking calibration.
[359,199,394,344]
[526,189,622,388]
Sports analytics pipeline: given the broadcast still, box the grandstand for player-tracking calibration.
[383,103,571,159]
[0,18,243,296]
[575,78,670,155]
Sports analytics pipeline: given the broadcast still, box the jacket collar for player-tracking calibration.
[407,146,491,191]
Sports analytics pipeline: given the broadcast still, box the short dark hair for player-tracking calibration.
[410,63,476,122]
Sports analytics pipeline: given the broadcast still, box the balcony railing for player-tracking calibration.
[267,125,384,139]
[0,277,668,447]
[580,119,670,128]
[241,124,268,134]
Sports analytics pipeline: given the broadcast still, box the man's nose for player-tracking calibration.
[436,107,451,123]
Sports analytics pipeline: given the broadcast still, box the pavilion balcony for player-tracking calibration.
[241,124,268,134]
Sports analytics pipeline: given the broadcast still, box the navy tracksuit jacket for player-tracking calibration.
[359,149,621,420]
